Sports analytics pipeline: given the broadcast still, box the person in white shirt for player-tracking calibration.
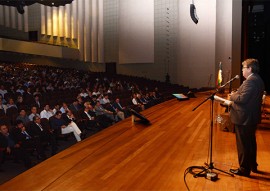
[60,102,68,114]
[28,106,40,121]
[40,104,54,119]
[102,94,111,104]
[0,98,7,113]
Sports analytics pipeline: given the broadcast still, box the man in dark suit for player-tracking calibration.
[229,58,265,177]
[0,124,32,168]
[28,116,57,158]
[112,98,130,118]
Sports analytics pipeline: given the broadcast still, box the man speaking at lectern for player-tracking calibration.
[229,58,265,177]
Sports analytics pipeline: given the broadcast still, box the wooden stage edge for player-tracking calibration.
[1,92,270,191]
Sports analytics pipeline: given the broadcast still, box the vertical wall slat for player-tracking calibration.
[71,0,77,39]
[0,6,4,25]
[65,4,71,38]
[58,6,64,37]
[92,0,98,62]
[41,5,46,34]
[78,0,85,60]
[98,0,104,63]
[4,6,10,28]
[23,6,29,32]
[17,11,23,30]
[46,6,52,35]
[52,7,58,36]
[10,7,16,29]
[84,0,91,61]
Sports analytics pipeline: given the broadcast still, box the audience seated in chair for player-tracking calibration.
[28,116,57,158]
[0,124,32,168]
[49,111,82,142]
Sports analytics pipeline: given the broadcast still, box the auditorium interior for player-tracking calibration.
[0,0,270,190]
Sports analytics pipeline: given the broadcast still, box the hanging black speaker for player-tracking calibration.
[190,3,199,24]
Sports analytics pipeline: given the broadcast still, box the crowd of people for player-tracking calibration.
[0,62,183,172]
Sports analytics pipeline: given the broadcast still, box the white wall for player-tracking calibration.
[119,0,154,64]
[177,0,216,88]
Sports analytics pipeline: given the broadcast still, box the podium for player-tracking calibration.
[218,113,234,132]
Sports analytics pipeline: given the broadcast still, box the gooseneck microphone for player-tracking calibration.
[220,75,239,89]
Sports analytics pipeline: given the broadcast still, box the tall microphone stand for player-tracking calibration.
[191,84,234,178]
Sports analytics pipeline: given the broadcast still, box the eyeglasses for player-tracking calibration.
[242,66,249,69]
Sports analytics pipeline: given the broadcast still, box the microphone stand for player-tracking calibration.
[191,85,234,178]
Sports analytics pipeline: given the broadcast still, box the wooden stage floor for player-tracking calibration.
[1,92,270,191]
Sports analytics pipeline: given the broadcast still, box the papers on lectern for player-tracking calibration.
[214,95,233,106]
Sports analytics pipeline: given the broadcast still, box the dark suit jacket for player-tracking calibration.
[112,102,124,111]
[230,73,265,125]
[28,122,44,137]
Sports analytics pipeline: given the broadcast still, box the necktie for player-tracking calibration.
[37,123,43,131]
[23,131,31,139]
[118,103,123,109]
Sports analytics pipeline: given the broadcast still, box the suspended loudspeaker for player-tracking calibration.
[190,4,199,24]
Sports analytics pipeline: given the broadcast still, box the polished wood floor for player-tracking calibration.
[1,92,270,191]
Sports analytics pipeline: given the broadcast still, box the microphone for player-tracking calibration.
[220,75,239,89]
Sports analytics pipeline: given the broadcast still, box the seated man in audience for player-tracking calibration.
[52,103,60,115]
[137,93,149,109]
[16,95,27,111]
[62,109,87,139]
[6,98,18,109]
[113,98,130,118]
[60,102,69,114]
[69,100,82,115]
[102,94,111,105]
[132,93,145,111]
[32,95,42,111]
[95,101,118,123]
[16,109,30,125]
[0,124,32,168]
[23,87,35,105]
[40,104,54,120]
[11,120,36,158]
[106,102,125,121]
[0,97,7,114]
[49,111,82,142]
[80,102,101,131]
[28,116,57,158]
[28,106,41,121]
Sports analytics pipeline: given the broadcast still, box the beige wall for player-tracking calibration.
[0,38,79,59]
